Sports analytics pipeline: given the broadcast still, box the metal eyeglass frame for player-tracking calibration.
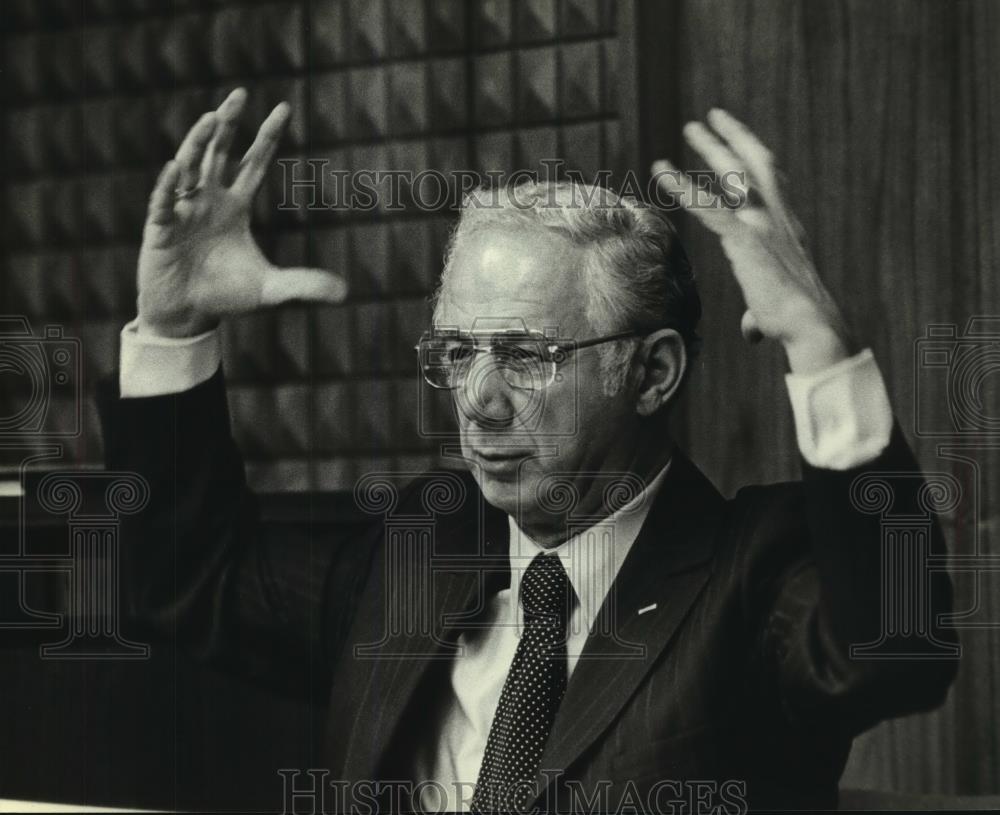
[414,328,638,391]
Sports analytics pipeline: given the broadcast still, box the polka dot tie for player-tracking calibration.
[471,553,574,813]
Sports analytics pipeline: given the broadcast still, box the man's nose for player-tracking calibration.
[457,354,518,429]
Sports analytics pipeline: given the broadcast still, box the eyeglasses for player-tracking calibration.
[415,328,637,391]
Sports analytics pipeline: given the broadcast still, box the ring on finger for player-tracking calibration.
[174,185,201,200]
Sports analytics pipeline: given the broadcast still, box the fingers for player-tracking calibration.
[175,112,218,193]
[674,109,801,237]
[734,206,773,231]
[147,160,181,226]
[682,121,749,200]
[703,108,792,221]
[202,87,249,185]
[260,267,348,307]
[652,158,740,237]
[232,102,291,201]
[705,108,775,188]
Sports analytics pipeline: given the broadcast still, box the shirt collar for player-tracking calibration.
[507,460,672,632]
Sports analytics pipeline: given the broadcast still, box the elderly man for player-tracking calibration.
[100,88,956,813]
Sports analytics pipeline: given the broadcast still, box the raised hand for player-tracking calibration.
[137,88,347,338]
[653,109,854,375]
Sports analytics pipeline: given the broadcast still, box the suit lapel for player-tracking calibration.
[532,452,725,801]
[342,477,510,781]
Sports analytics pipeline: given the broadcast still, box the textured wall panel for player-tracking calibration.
[0,1,625,493]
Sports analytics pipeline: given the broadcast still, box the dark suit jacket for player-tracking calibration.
[99,371,958,812]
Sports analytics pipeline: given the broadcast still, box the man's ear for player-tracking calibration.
[634,328,687,417]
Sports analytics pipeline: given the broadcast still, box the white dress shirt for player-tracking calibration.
[117,320,896,811]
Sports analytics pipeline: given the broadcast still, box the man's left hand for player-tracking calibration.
[654,109,854,375]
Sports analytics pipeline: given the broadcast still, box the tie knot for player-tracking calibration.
[519,553,573,629]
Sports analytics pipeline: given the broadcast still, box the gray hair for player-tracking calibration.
[432,181,701,396]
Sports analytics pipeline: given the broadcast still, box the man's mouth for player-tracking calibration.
[472,448,531,462]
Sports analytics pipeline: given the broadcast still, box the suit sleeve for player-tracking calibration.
[739,424,959,736]
[98,369,378,700]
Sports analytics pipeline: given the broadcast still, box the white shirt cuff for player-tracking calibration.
[785,348,894,471]
[119,318,222,398]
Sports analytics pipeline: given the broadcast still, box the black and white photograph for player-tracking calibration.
[1,0,998,812]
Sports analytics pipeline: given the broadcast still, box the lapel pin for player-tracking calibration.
[637,603,657,616]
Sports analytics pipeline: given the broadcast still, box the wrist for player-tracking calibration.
[783,325,854,375]
[135,312,219,340]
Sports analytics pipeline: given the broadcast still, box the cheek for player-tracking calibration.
[550,357,614,418]
[537,366,627,449]
[535,382,582,435]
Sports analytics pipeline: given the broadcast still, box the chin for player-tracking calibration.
[473,467,544,520]
[474,470,519,513]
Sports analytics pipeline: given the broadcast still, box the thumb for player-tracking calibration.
[260,266,348,306]
[740,310,764,344]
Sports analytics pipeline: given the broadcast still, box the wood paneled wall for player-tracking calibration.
[632,0,999,795]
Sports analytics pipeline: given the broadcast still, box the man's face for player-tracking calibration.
[435,226,638,528]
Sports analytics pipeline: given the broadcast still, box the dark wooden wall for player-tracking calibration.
[633,0,999,796]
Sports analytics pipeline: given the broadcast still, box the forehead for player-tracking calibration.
[436,225,590,336]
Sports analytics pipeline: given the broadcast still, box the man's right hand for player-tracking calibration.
[136,87,347,339]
